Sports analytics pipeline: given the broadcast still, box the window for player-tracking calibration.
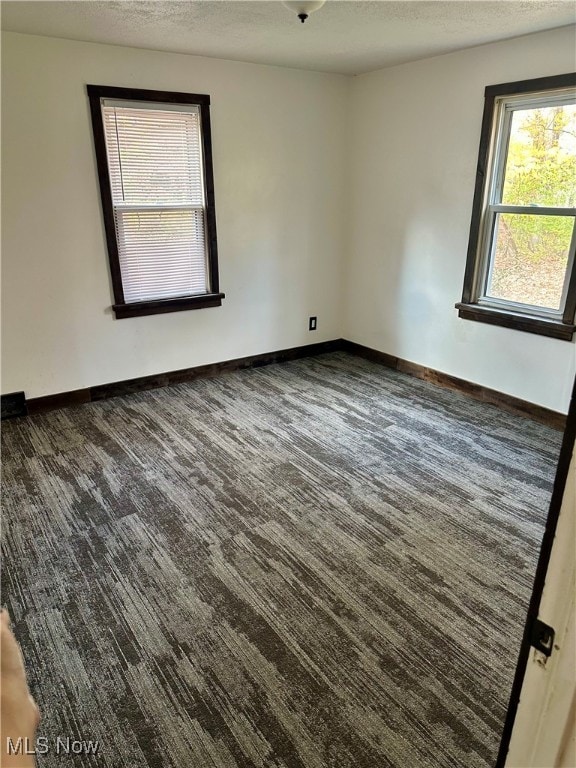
[456,73,576,340]
[87,85,223,319]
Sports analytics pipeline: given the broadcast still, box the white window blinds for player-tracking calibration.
[101,101,208,303]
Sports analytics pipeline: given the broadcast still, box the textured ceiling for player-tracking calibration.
[1,0,575,75]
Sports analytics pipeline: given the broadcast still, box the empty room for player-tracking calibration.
[1,2,575,767]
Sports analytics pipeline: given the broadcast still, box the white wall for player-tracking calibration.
[3,28,576,412]
[344,26,576,413]
[1,32,349,398]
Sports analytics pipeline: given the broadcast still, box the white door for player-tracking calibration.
[501,383,576,768]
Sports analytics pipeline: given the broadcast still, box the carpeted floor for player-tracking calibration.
[1,352,561,768]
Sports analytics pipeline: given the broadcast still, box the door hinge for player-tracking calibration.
[530,618,555,657]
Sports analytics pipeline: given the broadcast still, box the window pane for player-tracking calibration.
[115,208,207,302]
[486,213,574,310]
[103,106,204,206]
[501,104,576,207]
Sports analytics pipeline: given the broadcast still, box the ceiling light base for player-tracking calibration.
[282,1,326,24]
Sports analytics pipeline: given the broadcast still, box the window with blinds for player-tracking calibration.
[88,86,222,319]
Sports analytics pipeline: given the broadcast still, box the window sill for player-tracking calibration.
[455,302,576,341]
[113,293,225,319]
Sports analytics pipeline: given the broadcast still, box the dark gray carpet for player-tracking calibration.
[1,352,561,768]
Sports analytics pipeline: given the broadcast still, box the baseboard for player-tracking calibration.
[27,389,92,414]
[341,339,566,431]
[1,391,27,420]
[26,339,342,415]
[18,337,566,430]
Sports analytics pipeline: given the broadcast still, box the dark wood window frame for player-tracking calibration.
[456,73,576,341]
[87,85,224,319]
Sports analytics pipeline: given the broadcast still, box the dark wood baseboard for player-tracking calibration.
[1,391,27,420]
[341,339,567,431]
[26,340,342,415]
[17,338,566,430]
[339,340,400,369]
[27,389,92,415]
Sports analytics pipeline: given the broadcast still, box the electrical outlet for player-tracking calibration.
[309,316,317,331]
